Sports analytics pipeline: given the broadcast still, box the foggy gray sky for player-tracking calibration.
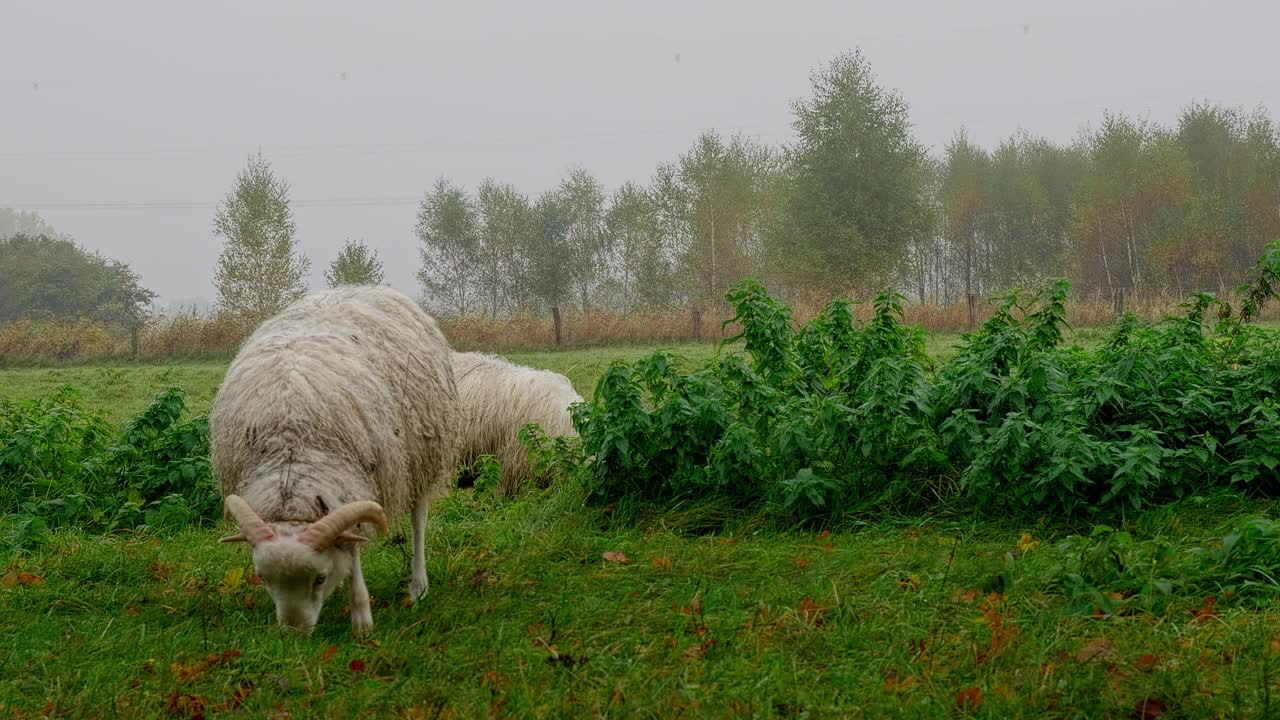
[3,0,1277,307]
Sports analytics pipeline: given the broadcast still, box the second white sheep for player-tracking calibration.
[451,351,582,496]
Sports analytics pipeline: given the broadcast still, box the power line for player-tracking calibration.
[0,124,793,161]
[4,195,426,212]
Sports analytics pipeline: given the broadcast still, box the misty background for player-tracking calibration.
[3,0,1277,310]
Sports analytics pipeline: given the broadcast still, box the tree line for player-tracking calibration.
[415,52,1280,317]
[5,47,1279,329]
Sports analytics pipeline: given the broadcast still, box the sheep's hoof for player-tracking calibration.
[351,607,374,634]
[409,576,428,602]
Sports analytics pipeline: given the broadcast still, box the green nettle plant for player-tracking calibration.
[1,387,216,549]
[568,242,1280,520]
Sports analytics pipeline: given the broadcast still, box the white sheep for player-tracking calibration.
[210,286,458,635]
[451,351,582,496]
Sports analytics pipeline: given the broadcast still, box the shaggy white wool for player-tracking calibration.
[451,351,582,496]
[211,286,459,537]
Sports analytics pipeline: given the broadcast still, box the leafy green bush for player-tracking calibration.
[568,250,1280,519]
[572,279,945,518]
[1,386,216,548]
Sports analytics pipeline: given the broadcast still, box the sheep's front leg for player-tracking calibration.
[408,495,429,601]
[349,545,374,634]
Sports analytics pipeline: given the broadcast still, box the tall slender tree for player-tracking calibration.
[527,191,574,311]
[557,168,609,312]
[213,153,310,321]
[416,177,480,315]
[941,129,992,305]
[605,182,673,311]
[475,179,532,317]
[662,132,777,304]
[779,49,933,292]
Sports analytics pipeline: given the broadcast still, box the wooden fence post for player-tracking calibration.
[967,293,977,330]
[691,305,703,342]
[552,306,562,347]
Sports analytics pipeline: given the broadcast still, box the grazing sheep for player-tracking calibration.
[452,351,582,496]
[210,286,458,635]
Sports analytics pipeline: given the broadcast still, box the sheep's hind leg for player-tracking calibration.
[349,546,374,634]
[408,494,429,602]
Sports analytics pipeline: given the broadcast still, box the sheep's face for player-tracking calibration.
[251,537,352,635]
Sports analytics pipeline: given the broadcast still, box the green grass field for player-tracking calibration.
[3,340,1279,718]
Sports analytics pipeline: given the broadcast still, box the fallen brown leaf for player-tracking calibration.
[211,684,254,713]
[798,597,826,626]
[1132,696,1167,719]
[1076,637,1115,664]
[1190,596,1219,624]
[882,668,918,694]
[166,691,208,719]
[468,567,495,588]
[1135,654,1159,672]
[651,555,673,570]
[682,639,716,662]
[150,562,175,582]
[320,645,338,664]
[602,551,632,564]
[1,571,43,589]
[955,687,983,710]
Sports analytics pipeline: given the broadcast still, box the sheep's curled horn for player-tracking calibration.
[220,495,389,549]
[298,501,388,548]
[220,495,275,544]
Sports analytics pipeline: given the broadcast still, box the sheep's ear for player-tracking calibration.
[219,534,248,543]
[333,532,370,545]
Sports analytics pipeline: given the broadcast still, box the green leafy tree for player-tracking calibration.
[940,129,992,305]
[778,49,934,292]
[212,153,310,321]
[1073,114,1193,296]
[659,132,778,305]
[557,168,609,312]
[0,233,155,325]
[1173,103,1280,283]
[526,191,574,311]
[416,177,480,315]
[475,179,533,316]
[324,238,384,287]
[605,182,674,310]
